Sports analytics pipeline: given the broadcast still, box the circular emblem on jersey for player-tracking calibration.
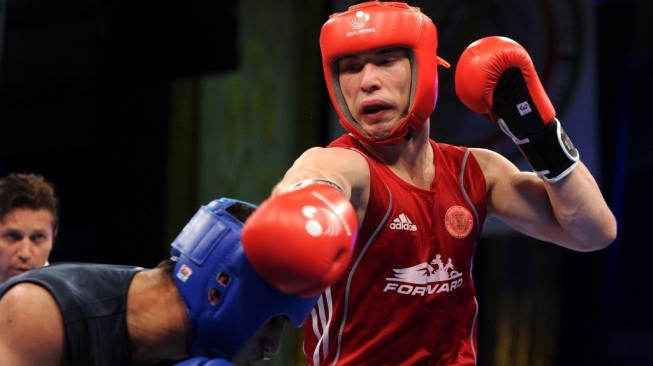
[444,206,473,239]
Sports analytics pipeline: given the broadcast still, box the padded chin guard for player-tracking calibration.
[320,1,444,144]
[171,198,317,359]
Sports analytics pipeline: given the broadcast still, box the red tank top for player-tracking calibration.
[303,135,487,365]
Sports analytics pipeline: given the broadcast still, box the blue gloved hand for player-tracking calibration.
[173,357,234,366]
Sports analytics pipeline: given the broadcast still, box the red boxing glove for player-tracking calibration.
[241,181,357,297]
[455,36,579,182]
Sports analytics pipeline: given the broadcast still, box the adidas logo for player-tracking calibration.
[389,213,417,231]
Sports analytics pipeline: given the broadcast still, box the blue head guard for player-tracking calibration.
[171,198,318,359]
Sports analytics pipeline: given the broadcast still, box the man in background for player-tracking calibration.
[0,173,59,284]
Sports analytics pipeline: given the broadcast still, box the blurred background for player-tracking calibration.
[0,0,649,365]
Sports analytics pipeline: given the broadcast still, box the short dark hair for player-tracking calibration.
[224,201,256,223]
[0,173,60,230]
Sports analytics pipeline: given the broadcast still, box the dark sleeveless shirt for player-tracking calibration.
[0,263,142,365]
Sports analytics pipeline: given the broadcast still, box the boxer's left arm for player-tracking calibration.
[456,37,617,251]
[0,283,66,365]
[471,148,615,251]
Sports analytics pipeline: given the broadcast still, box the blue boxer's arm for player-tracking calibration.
[174,357,233,366]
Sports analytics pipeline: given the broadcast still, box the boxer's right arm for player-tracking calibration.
[242,182,358,297]
[271,146,368,199]
[242,147,365,297]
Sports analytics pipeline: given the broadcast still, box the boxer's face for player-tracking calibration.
[231,315,285,366]
[337,47,411,141]
[0,208,55,284]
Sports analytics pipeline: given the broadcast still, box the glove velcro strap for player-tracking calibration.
[290,178,347,197]
[513,118,580,182]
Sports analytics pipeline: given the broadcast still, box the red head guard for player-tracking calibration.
[320,1,448,144]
